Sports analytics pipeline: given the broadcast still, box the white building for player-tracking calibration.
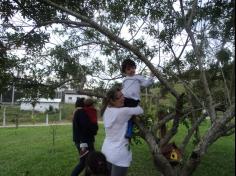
[64,90,89,104]
[19,98,61,112]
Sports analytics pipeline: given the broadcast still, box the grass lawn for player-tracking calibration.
[0,124,234,176]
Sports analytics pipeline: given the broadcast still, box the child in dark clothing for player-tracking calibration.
[84,151,109,176]
[84,98,98,124]
[71,98,98,176]
[84,98,99,137]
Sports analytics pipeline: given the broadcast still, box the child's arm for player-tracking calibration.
[137,74,154,87]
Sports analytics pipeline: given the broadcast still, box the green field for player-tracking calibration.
[0,123,234,176]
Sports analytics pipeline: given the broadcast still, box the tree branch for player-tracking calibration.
[37,19,91,28]
[152,112,175,135]
[169,36,190,76]
[180,114,206,152]
[160,93,185,147]
[76,89,105,99]
[180,0,216,122]
[181,103,235,175]
[133,118,176,176]
[40,0,180,99]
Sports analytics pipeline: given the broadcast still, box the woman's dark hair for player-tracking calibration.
[100,84,122,116]
[84,98,95,107]
[85,151,109,176]
[121,58,136,73]
[75,97,85,108]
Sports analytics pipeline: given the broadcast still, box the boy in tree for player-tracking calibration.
[121,59,154,139]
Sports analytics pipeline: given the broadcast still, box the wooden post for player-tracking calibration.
[46,113,48,125]
[3,106,6,126]
[15,114,19,128]
[59,109,62,121]
[145,88,148,104]
[11,84,15,105]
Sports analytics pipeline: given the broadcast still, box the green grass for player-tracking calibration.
[0,124,234,176]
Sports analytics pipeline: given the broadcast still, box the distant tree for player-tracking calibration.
[0,1,234,175]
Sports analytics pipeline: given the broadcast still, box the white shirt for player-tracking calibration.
[101,106,143,167]
[122,74,154,100]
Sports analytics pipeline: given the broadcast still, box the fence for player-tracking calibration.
[0,104,74,127]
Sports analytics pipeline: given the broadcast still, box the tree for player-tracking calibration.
[0,0,235,175]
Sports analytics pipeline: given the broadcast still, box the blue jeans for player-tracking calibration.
[124,98,140,139]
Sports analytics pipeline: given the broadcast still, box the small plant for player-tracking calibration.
[49,120,58,153]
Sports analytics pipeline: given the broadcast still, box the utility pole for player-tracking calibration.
[11,70,20,106]
[11,83,15,105]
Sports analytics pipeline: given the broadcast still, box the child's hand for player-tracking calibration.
[80,143,89,158]
[80,147,89,158]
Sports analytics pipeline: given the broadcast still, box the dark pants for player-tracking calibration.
[124,98,140,139]
[71,143,95,176]
[107,162,128,176]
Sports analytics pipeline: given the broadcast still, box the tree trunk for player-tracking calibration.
[180,151,201,176]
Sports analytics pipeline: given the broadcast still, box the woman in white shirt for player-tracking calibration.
[101,86,144,176]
